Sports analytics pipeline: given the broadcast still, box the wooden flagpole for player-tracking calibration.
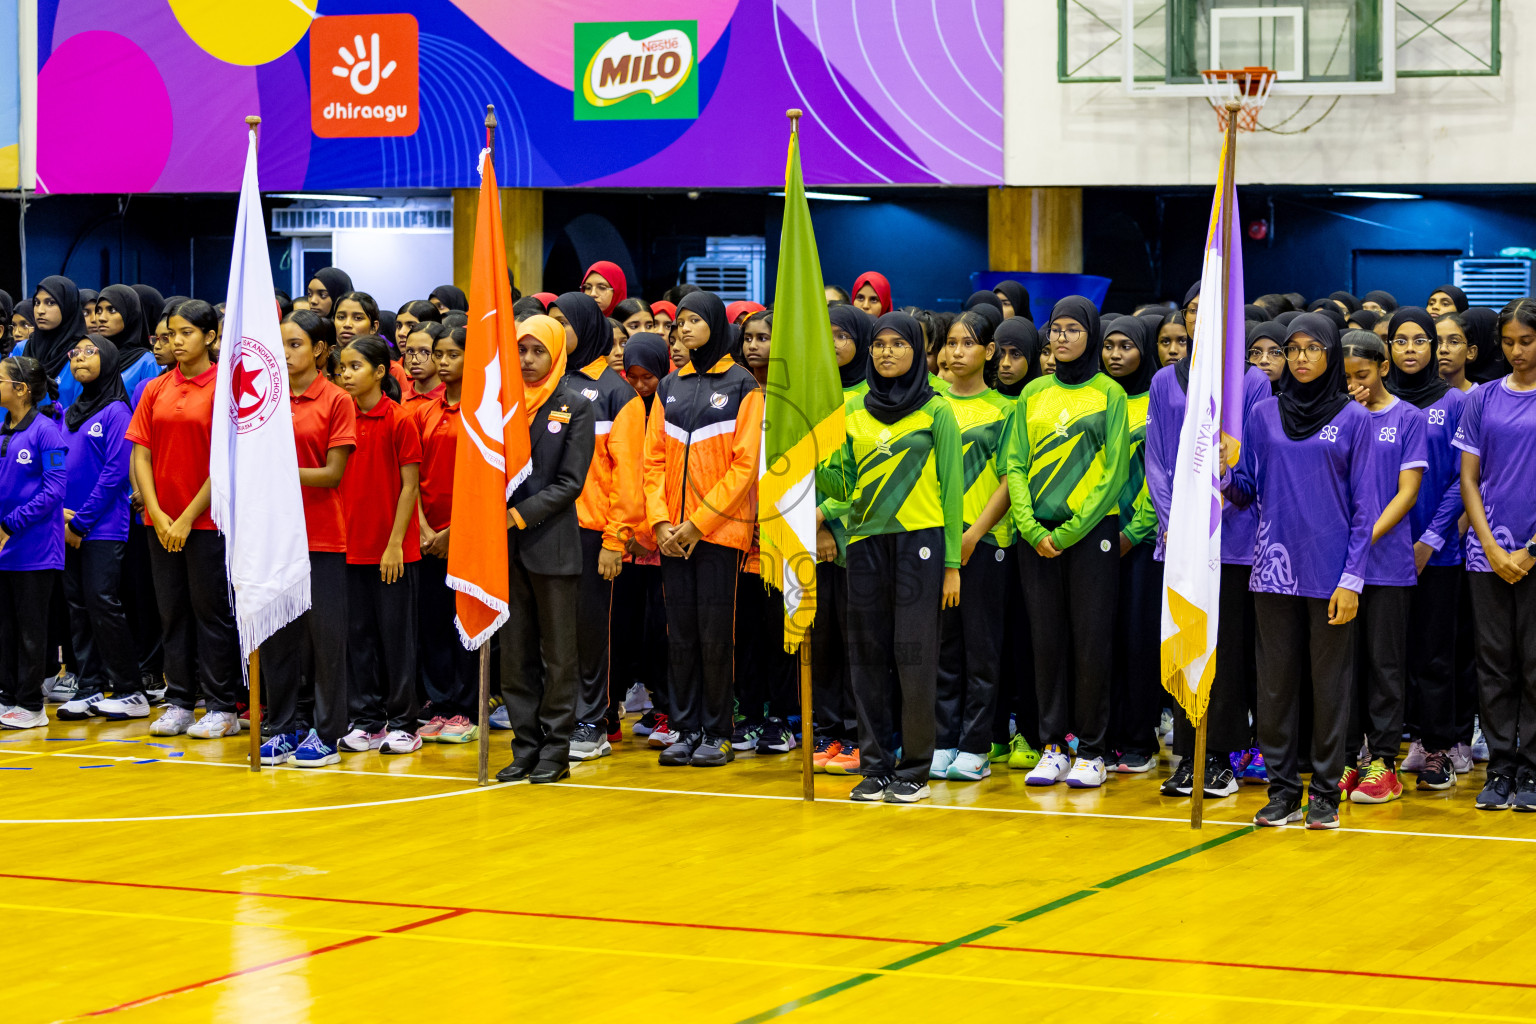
[785,107,816,803]
[245,113,264,774]
[476,104,498,789]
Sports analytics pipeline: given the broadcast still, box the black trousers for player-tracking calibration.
[346,562,419,733]
[1454,570,1480,745]
[936,543,1008,754]
[1108,542,1164,758]
[1253,592,1356,803]
[810,561,856,739]
[125,520,163,681]
[63,540,138,697]
[734,575,798,722]
[417,552,477,718]
[1467,572,1536,777]
[660,541,739,738]
[1017,516,1119,760]
[1407,565,1460,752]
[1172,562,1258,757]
[499,558,580,767]
[1353,584,1411,764]
[574,528,614,729]
[265,552,348,745]
[611,562,668,714]
[846,528,944,783]
[0,569,60,712]
[993,547,1040,746]
[146,529,241,713]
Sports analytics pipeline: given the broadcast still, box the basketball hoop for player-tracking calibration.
[1199,67,1276,133]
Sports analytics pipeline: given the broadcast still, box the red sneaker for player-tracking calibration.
[1350,758,1403,804]
[823,744,861,776]
[812,737,844,772]
[1339,763,1361,796]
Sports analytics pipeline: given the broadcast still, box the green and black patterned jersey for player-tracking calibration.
[1116,390,1158,546]
[1006,372,1129,551]
[816,393,964,568]
[942,388,1015,548]
[816,380,870,567]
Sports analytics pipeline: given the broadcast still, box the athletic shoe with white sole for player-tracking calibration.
[1471,721,1489,762]
[379,729,422,754]
[646,713,679,749]
[623,683,652,713]
[0,706,48,730]
[756,718,797,754]
[1025,744,1072,785]
[884,779,930,803]
[437,716,477,744]
[96,693,151,719]
[946,751,991,781]
[1065,756,1107,789]
[149,706,195,736]
[417,716,448,742]
[1253,795,1303,826]
[849,775,889,802]
[339,728,387,752]
[1305,796,1341,830]
[489,704,512,731]
[41,672,77,704]
[291,729,341,767]
[1111,751,1156,774]
[187,711,242,738]
[930,747,959,779]
[1512,770,1536,812]
[1202,757,1239,797]
[1400,739,1428,772]
[1006,734,1041,771]
[1451,744,1474,774]
[1161,758,1195,797]
[57,692,106,720]
[1476,772,1514,810]
[259,731,302,765]
[569,723,612,761]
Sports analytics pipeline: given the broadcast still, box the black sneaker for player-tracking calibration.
[1160,758,1195,797]
[883,779,930,804]
[1477,771,1515,810]
[690,734,734,767]
[1202,756,1239,797]
[756,716,797,754]
[1415,750,1454,791]
[1305,795,1340,830]
[1254,794,1303,826]
[658,730,703,767]
[1512,770,1536,812]
[849,775,890,802]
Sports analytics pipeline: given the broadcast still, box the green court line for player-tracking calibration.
[734,825,1257,1023]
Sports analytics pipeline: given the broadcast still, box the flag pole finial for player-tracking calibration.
[786,108,802,121]
[485,104,497,130]
[245,115,261,145]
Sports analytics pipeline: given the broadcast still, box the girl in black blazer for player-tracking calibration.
[495,314,595,784]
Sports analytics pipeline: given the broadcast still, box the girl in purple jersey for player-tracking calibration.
[1455,298,1536,811]
[1339,330,1426,806]
[1225,313,1374,830]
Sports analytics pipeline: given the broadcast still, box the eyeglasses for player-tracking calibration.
[1047,326,1085,342]
[403,349,433,361]
[67,345,99,360]
[1389,337,1430,349]
[871,338,911,353]
[1247,346,1282,360]
[1284,344,1327,361]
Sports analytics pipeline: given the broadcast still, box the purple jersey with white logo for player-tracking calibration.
[1226,398,1373,599]
[1360,398,1428,587]
[1409,388,1466,568]
[1452,378,1536,572]
[63,402,133,543]
[0,409,67,572]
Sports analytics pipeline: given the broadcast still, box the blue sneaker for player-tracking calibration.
[291,729,340,768]
[259,730,302,766]
[490,704,512,731]
[1238,747,1268,784]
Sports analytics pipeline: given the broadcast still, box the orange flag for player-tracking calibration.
[446,146,532,649]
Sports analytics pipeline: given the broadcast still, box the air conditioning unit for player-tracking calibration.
[1454,258,1531,310]
[680,236,766,303]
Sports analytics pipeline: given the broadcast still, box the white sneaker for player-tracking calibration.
[187,710,241,738]
[338,728,386,752]
[1471,721,1489,762]
[1065,756,1108,789]
[1400,739,1427,772]
[379,729,422,754]
[41,672,78,703]
[1451,744,1474,774]
[57,692,107,720]
[150,706,196,735]
[1025,744,1072,785]
[96,693,151,719]
[623,682,652,713]
[929,747,959,779]
[946,751,991,781]
[0,706,47,729]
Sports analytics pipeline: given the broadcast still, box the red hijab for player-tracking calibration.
[725,300,766,324]
[582,261,627,314]
[530,292,558,309]
[650,300,676,321]
[852,271,892,316]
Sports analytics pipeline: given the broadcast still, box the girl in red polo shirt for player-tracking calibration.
[402,322,446,411]
[414,327,477,742]
[335,291,411,394]
[337,336,423,754]
[259,310,356,768]
[125,300,242,738]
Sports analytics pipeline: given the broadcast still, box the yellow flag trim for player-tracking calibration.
[1159,585,1217,724]
[758,405,846,651]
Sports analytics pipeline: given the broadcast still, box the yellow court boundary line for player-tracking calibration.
[10,901,1532,1024]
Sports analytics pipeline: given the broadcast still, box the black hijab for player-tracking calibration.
[1275,309,1304,328]
[313,267,353,303]
[98,284,151,360]
[0,290,11,354]
[993,316,1041,398]
[1346,308,1381,332]
[865,312,934,424]
[965,290,1003,315]
[131,285,165,342]
[969,301,1003,333]
[677,290,733,374]
[1384,306,1449,409]
[554,290,611,370]
[1430,284,1468,312]
[1183,281,1201,306]
[828,302,874,389]
[1362,289,1398,312]
[1305,303,1348,332]
[1047,295,1102,386]
[430,284,469,312]
[1329,290,1362,313]
[1277,313,1348,441]
[1103,315,1156,397]
[1461,306,1506,383]
[30,275,89,377]
[1244,320,1290,395]
[64,335,130,432]
[623,331,671,412]
[994,280,1031,321]
[1243,303,1269,323]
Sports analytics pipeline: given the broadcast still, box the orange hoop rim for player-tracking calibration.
[1199,66,1276,132]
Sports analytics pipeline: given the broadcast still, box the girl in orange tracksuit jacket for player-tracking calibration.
[548,290,646,759]
[643,290,763,768]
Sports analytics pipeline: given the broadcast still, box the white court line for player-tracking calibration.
[0,782,497,824]
[12,748,478,784]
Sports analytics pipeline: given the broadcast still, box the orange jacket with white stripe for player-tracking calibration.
[566,358,645,553]
[642,355,763,553]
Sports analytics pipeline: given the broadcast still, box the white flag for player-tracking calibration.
[210,129,310,659]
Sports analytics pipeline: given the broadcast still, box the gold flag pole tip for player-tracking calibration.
[786,108,802,119]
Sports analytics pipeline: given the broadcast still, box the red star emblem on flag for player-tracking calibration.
[231,353,265,416]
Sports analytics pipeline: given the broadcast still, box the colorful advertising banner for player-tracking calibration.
[1,0,17,188]
[34,0,1002,193]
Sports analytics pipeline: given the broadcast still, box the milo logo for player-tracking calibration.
[574,21,699,121]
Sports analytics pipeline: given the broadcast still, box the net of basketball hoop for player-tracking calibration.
[1199,67,1276,133]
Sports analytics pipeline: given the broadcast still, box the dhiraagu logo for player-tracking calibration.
[574,21,699,121]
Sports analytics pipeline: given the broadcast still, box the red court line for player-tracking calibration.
[12,872,1533,995]
[87,909,466,1015]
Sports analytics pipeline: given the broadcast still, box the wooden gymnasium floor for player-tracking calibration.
[4,710,1535,1024]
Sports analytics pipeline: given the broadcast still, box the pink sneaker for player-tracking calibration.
[437,715,478,744]
[418,716,448,742]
